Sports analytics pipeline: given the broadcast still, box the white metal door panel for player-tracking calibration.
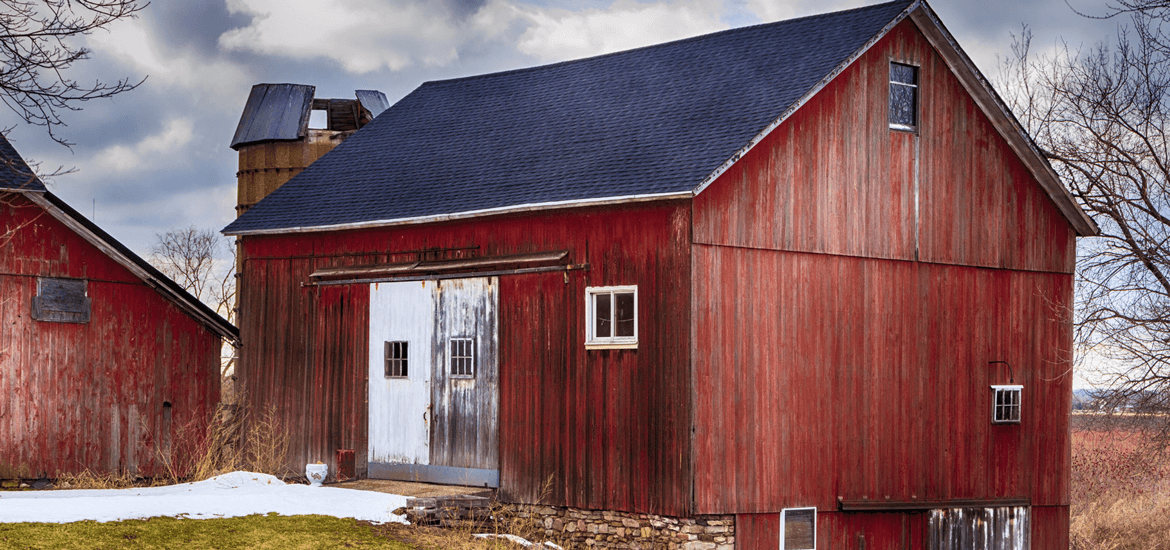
[368,280,433,465]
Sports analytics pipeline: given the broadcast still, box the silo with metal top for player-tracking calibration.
[230,84,389,217]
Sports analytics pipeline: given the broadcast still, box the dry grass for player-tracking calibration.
[1071,416,1170,550]
[159,394,292,483]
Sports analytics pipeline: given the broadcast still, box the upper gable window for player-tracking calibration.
[32,277,90,323]
[889,62,918,130]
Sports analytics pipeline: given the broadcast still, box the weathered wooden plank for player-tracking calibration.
[239,201,692,515]
[692,20,1075,274]
[691,245,1073,514]
[0,194,221,478]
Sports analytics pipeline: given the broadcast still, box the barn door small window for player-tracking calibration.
[991,385,1023,424]
[450,337,475,377]
[585,286,637,349]
[32,277,91,323]
[780,507,816,550]
[890,62,918,130]
[384,341,408,378]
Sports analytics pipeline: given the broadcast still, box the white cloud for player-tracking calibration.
[90,118,196,176]
[744,0,869,23]
[218,0,469,72]
[86,18,253,100]
[514,0,728,62]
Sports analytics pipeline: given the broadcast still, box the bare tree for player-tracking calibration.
[149,227,237,377]
[149,226,235,323]
[0,0,147,146]
[999,7,1170,441]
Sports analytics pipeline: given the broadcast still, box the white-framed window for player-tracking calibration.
[450,337,475,377]
[384,341,408,378]
[585,285,637,349]
[889,61,918,130]
[991,385,1023,424]
[780,507,816,550]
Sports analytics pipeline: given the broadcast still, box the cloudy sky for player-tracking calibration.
[3,0,1123,258]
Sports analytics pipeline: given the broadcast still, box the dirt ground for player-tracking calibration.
[327,478,494,499]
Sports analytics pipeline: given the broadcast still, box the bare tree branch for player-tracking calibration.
[999,11,1170,445]
[147,227,237,377]
[0,0,147,146]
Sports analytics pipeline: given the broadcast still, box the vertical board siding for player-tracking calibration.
[741,509,1068,550]
[692,245,1073,514]
[0,194,221,477]
[238,201,692,515]
[692,19,1076,274]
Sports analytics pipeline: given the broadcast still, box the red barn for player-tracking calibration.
[0,136,238,479]
[223,1,1096,548]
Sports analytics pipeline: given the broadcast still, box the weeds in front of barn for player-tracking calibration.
[1070,416,1170,549]
[51,393,292,490]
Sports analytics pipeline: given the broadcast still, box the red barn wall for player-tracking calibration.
[0,193,222,477]
[690,18,1075,549]
[237,200,693,515]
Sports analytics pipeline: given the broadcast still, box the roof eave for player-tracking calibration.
[20,190,240,345]
[690,0,1099,238]
[690,0,919,198]
[906,3,1098,237]
[223,190,694,237]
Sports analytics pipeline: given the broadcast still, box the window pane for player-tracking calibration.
[595,293,612,338]
[890,62,916,84]
[615,292,635,337]
[890,83,916,127]
[784,508,816,549]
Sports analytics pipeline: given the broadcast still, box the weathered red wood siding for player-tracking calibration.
[0,194,221,477]
[693,20,1076,273]
[238,201,692,515]
[690,17,1075,546]
[738,507,1066,550]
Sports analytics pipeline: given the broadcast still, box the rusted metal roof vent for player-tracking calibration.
[230,84,389,217]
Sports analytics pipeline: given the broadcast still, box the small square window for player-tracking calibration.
[991,385,1023,424]
[384,341,408,378]
[781,507,816,550]
[450,338,475,377]
[585,286,637,349]
[32,277,90,323]
[889,62,918,130]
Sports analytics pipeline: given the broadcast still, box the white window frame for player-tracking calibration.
[991,385,1023,424]
[450,337,476,378]
[889,61,918,131]
[780,507,817,550]
[585,285,638,350]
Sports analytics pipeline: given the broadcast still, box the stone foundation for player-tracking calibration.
[507,504,735,549]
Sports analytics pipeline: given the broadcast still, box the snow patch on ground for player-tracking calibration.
[0,471,409,524]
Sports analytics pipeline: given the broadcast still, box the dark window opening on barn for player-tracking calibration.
[781,507,816,550]
[450,338,475,377]
[585,286,638,349]
[385,341,408,378]
[991,385,1022,423]
[32,277,91,323]
[889,62,918,130]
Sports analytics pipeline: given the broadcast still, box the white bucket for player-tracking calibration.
[306,463,328,487]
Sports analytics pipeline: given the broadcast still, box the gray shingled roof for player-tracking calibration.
[224,0,912,234]
[0,134,47,192]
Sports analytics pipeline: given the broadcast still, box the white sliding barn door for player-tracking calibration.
[368,281,433,465]
[367,277,499,487]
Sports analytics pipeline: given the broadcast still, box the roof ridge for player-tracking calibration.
[419,0,911,88]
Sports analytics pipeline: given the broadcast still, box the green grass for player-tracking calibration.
[0,514,414,550]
